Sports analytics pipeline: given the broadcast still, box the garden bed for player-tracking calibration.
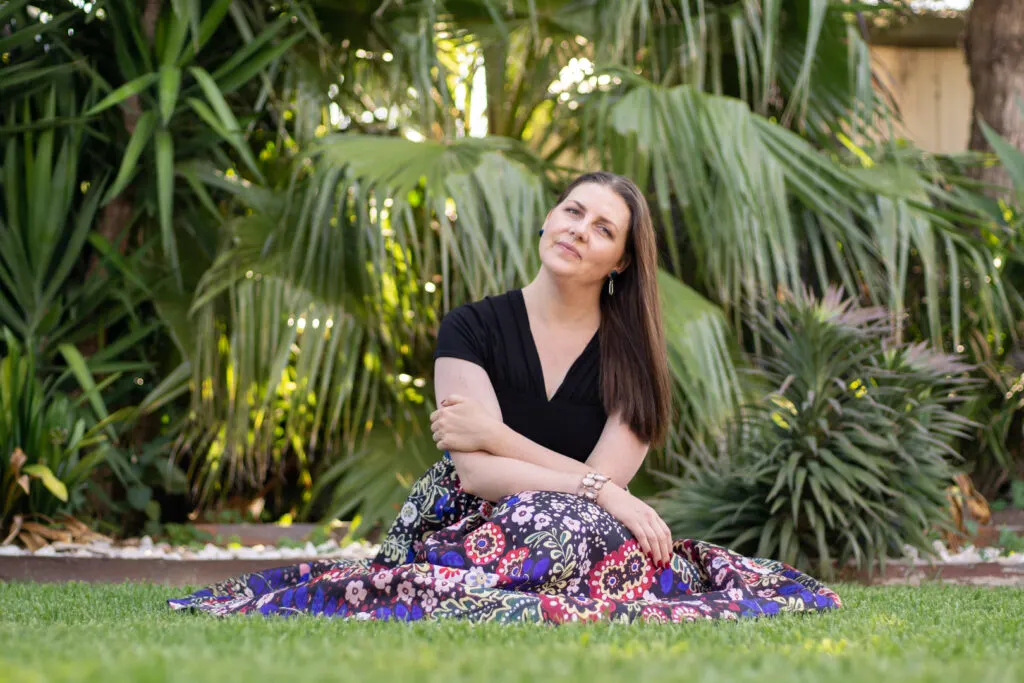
[850,561,1024,587]
[0,537,379,585]
[0,555,326,586]
[0,521,379,585]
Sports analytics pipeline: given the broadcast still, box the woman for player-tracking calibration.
[169,172,841,623]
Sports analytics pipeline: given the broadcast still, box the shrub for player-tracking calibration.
[0,337,123,538]
[655,288,980,576]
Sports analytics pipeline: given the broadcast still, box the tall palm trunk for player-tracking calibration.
[965,0,1024,195]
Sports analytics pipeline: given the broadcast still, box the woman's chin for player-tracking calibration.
[540,258,582,279]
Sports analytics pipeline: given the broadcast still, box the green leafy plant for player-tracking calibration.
[0,335,130,535]
[951,99,1024,499]
[91,435,192,539]
[955,330,1024,499]
[996,527,1024,555]
[158,522,215,549]
[655,288,981,576]
[0,82,163,539]
[1012,480,1024,510]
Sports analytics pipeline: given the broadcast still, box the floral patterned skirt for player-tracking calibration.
[168,455,841,623]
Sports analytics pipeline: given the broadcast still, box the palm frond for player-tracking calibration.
[577,77,1019,352]
[657,270,743,467]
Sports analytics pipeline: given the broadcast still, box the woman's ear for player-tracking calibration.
[616,253,632,274]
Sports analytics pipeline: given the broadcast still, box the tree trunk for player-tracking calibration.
[88,0,162,280]
[965,0,1024,195]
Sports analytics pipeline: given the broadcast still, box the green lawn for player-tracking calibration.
[1,582,1022,683]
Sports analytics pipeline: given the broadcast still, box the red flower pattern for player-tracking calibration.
[495,547,530,583]
[463,522,506,564]
[587,540,654,601]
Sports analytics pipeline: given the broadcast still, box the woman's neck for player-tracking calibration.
[521,269,602,332]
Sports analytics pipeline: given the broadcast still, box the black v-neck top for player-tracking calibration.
[433,289,606,462]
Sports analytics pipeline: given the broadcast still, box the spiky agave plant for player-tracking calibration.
[655,287,980,576]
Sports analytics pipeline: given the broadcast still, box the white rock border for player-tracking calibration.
[1,536,1021,569]
[899,540,1024,566]
[0,536,381,562]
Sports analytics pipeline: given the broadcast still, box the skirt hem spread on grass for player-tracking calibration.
[169,455,841,624]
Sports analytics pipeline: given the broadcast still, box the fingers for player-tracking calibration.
[636,518,664,567]
[430,415,446,449]
[644,509,664,567]
[641,510,672,568]
[430,409,445,440]
[643,519,667,567]
[630,524,653,562]
[657,517,673,568]
[651,511,672,568]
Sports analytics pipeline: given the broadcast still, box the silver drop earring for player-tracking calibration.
[608,270,617,296]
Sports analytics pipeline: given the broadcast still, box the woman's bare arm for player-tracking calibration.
[485,414,649,489]
[445,451,586,502]
[433,357,585,500]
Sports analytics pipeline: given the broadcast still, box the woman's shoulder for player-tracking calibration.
[434,289,520,364]
[442,289,520,327]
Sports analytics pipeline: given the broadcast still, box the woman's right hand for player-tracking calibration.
[595,483,674,568]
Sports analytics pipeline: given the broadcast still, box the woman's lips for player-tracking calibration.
[556,241,581,259]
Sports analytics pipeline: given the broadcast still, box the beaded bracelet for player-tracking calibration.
[577,471,609,502]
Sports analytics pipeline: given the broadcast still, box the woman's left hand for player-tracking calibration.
[430,394,500,453]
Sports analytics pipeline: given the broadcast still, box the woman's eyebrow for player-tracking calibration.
[567,199,618,230]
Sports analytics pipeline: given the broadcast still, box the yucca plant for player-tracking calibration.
[1,86,156,373]
[655,287,981,576]
[0,82,160,537]
[0,0,310,286]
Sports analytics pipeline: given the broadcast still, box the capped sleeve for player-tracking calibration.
[433,303,490,369]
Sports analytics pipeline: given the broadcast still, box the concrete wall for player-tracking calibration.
[871,45,973,154]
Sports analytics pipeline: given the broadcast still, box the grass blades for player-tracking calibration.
[0,583,1023,683]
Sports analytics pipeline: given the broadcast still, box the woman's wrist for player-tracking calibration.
[483,417,507,455]
[593,479,622,507]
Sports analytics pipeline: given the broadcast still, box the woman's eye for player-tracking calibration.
[565,207,580,215]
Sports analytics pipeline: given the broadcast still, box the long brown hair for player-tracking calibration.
[555,172,671,445]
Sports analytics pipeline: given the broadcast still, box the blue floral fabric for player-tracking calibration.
[168,455,841,623]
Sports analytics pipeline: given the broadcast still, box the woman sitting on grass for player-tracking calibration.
[169,171,841,623]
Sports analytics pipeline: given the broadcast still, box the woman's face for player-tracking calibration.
[538,182,631,287]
